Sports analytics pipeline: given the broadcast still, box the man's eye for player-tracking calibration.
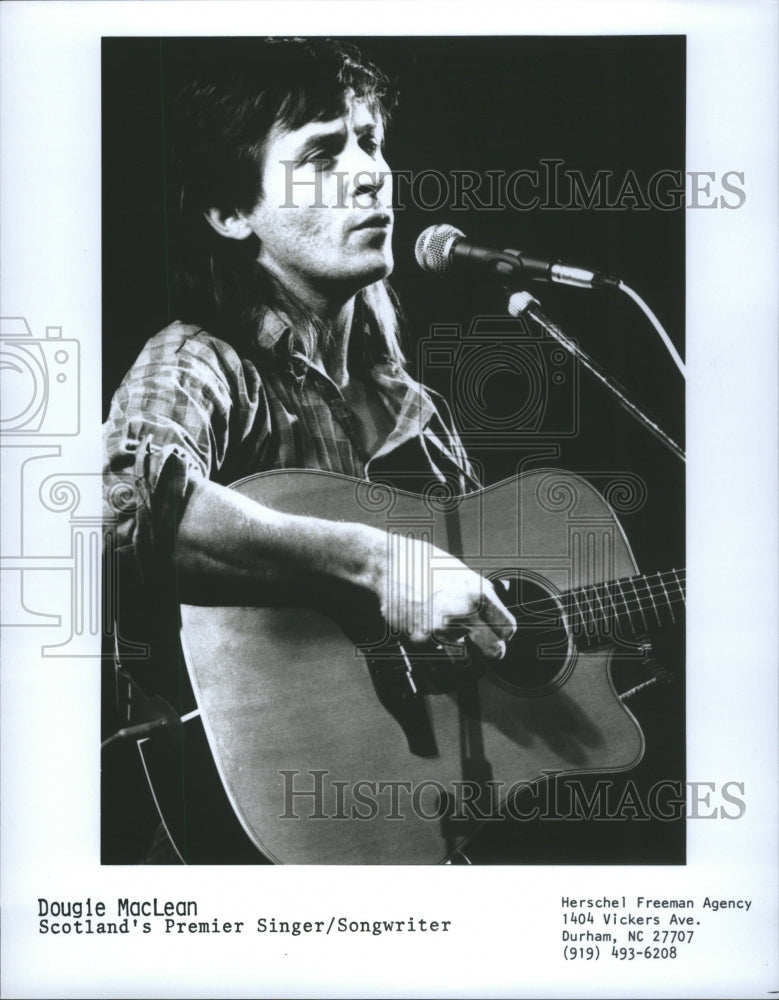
[305,155,334,171]
[360,138,381,156]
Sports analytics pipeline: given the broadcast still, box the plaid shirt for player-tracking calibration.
[103,314,477,578]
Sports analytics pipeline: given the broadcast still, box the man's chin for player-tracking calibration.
[355,254,394,286]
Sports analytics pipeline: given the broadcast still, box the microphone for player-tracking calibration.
[414,224,620,289]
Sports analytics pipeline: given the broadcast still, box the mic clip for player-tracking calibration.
[501,248,620,289]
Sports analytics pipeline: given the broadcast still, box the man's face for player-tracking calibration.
[242,95,393,309]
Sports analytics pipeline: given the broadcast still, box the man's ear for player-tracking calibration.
[203,207,254,240]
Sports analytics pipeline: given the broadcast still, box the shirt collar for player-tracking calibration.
[368,366,437,460]
[252,307,439,450]
[253,308,298,354]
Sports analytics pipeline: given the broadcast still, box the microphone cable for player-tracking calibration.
[617,280,686,378]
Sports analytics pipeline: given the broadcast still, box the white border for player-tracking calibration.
[1,2,777,998]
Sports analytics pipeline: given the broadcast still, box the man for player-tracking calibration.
[103,38,515,861]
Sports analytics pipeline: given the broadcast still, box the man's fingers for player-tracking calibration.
[477,584,517,641]
[391,556,516,659]
[439,606,512,660]
[466,624,507,660]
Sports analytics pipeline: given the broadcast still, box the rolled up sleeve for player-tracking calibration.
[103,324,266,579]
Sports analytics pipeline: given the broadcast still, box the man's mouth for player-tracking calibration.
[351,213,392,231]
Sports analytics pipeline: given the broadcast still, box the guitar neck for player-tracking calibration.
[564,569,686,646]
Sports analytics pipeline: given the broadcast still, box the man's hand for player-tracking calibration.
[176,480,516,659]
[369,532,516,660]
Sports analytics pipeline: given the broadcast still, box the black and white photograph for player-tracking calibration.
[101,34,687,868]
[1,2,777,998]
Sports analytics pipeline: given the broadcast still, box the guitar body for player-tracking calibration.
[178,468,648,864]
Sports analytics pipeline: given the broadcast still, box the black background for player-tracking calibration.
[102,36,686,865]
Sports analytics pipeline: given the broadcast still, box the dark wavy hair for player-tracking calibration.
[164,37,405,369]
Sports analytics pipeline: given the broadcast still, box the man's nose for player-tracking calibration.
[354,170,384,199]
[348,149,390,201]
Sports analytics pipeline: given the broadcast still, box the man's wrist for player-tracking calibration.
[331,521,388,597]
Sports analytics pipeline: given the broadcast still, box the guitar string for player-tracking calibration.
[499,570,686,617]
[498,571,686,637]
[513,588,687,634]
[504,594,687,633]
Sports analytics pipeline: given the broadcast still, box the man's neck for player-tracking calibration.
[262,260,356,388]
[319,299,354,389]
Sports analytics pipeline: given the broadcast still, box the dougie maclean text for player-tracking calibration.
[37,898,243,936]
[35,899,453,937]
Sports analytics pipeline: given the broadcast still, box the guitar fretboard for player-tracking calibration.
[563,569,686,646]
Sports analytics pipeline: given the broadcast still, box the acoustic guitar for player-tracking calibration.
[166,467,684,864]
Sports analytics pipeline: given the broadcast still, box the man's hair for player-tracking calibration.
[165,37,406,370]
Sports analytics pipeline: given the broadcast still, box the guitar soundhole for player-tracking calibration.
[485,572,572,696]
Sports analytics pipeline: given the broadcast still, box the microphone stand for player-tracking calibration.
[507,291,686,464]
